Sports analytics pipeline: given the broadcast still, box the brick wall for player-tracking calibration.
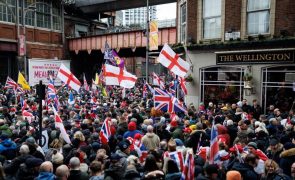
[275,0,295,36]
[224,0,242,33]
[186,0,198,43]
[0,23,64,59]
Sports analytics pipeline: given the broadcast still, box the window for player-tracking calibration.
[247,0,270,35]
[180,3,186,43]
[0,0,16,23]
[200,66,244,106]
[203,0,221,39]
[52,2,61,30]
[36,0,51,28]
[262,66,295,113]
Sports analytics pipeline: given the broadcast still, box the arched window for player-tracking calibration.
[262,65,295,113]
[200,66,245,106]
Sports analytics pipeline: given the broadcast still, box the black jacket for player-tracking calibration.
[232,162,259,180]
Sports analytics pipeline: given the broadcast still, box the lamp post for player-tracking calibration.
[145,0,149,83]
[21,6,36,79]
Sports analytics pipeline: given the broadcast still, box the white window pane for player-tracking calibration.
[204,0,221,17]
[247,11,269,34]
[204,17,221,39]
[248,0,270,11]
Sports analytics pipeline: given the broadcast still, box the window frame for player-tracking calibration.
[202,0,222,39]
[246,0,270,35]
[180,2,186,43]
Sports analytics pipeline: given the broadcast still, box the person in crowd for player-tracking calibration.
[68,157,89,180]
[36,161,55,180]
[55,165,70,180]
[266,138,284,164]
[141,125,160,151]
[232,153,259,179]
[262,159,290,180]
[280,142,295,177]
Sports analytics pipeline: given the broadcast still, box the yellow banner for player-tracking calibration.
[149,20,158,51]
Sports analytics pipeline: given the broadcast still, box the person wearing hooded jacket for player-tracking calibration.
[0,134,16,160]
[279,142,295,177]
[141,125,160,151]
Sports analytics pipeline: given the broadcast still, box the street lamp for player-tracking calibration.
[21,4,38,79]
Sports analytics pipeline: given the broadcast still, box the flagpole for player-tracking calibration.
[14,89,17,106]
[145,0,149,83]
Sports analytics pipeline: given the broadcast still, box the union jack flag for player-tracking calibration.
[164,150,184,171]
[99,117,111,144]
[154,88,186,113]
[5,76,23,93]
[181,149,195,180]
[209,121,219,164]
[47,77,59,109]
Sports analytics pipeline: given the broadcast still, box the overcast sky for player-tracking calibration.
[157,3,176,20]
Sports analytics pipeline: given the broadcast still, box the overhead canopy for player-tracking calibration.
[75,0,176,14]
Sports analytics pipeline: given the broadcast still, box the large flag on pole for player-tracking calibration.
[103,64,137,88]
[52,105,71,144]
[18,72,30,90]
[57,64,81,92]
[158,43,190,77]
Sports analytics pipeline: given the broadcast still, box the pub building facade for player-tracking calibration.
[177,0,295,113]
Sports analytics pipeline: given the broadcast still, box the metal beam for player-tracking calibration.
[79,0,176,14]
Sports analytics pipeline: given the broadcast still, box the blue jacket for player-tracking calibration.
[0,139,17,153]
[36,172,55,180]
[123,130,141,139]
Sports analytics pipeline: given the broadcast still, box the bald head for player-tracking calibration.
[56,165,69,179]
[69,157,80,170]
[39,161,53,173]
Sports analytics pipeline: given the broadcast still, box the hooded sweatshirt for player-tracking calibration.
[141,132,160,151]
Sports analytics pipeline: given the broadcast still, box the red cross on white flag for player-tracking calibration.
[152,72,165,89]
[158,43,190,77]
[103,64,137,88]
[57,64,81,92]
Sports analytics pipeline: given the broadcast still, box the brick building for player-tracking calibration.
[0,0,64,83]
[177,0,295,113]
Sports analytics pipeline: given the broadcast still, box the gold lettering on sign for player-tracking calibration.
[218,52,293,64]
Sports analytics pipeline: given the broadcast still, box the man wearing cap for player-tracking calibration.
[266,138,283,164]
[116,140,131,158]
[16,157,44,180]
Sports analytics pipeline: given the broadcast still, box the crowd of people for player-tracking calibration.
[0,81,294,180]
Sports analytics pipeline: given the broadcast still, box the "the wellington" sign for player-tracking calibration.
[216,49,295,64]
